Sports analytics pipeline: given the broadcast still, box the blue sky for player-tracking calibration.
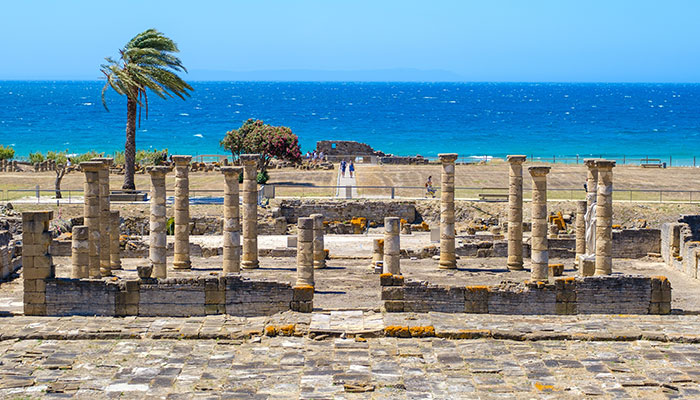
[2,0,699,82]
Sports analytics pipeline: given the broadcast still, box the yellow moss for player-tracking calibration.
[264,326,277,336]
[384,326,410,337]
[534,382,558,392]
[380,273,393,278]
[278,324,296,336]
[652,276,669,282]
[409,326,436,337]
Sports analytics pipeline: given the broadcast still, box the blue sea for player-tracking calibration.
[1,81,700,164]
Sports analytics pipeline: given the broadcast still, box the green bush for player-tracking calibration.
[114,149,167,166]
[70,151,103,164]
[238,171,243,183]
[0,145,14,160]
[257,171,269,184]
[29,152,45,163]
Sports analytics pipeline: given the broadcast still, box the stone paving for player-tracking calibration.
[2,336,700,399]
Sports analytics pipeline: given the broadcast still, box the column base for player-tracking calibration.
[313,261,326,269]
[530,264,548,281]
[173,260,192,269]
[438,260,456,269]
[507,262,524,271]
[110,263,122,270]
[241,260,259,269]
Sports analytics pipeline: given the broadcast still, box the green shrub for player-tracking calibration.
[238,171,243,183]
[114,149,167,166]
[0,145,14,160]
[257,171,269,184]
[71,151,103,164]
[29,152,45,163]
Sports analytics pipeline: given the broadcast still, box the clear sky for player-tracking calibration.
[2,0,699,82]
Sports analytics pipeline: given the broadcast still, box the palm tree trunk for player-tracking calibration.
[123,98,137,190]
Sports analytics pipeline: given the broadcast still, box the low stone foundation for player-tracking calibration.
[41,275,313,317]
[380,273,671,315]
[0,230,21,281]
[279,199,416,224]
[661,215,700,279]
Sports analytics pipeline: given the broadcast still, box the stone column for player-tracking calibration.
[110,211,121,270]
[22,211,54,316]
[296,217,314,286]
[529,166,551,281]
[595,160,616,275]
[172,155,192,269]
[222,166,242,273]
[383,217,401,275]
[147,166,171,278]
[438,153,458,269]
[71,225,89,279]
[310,214,326,269]
[93,158,113,277]
[371,238,384,268]
[575,200,587,266]
[507,155,527,270]
[240,154,260,269]
[81,161,102,278]
[584,159,599,209]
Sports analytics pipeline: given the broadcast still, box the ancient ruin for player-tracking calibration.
[506,155,526,270]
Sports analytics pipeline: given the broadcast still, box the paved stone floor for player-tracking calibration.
[2,336,700,399]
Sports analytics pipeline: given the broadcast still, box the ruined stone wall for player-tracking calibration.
[119,216,287,236]
[316,140,379,156]
[661,215,700,280]
[43,275,312,317]
[279,199,416,224]
[380,273,670,315]
[0,230,21,281]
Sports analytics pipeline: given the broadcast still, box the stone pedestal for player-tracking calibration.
[575,200,587,266]
[110,211,121,270]
[81,161,103,278]
[438,153,458,269]
[507,155,527,270]
[92,158,113,277]
[383,217,401,275]
[147,166,171,279]
[595,160,616,275]
[372,238,384,268]
[241,154,260,269]
[310,214,326,269]
[71,225,89,279]
[584,159,599,209]
[222,166,242,273]
[172,155,192,269]
[296,217,314,286]
[529,166,550,281]
[22,211,54,316]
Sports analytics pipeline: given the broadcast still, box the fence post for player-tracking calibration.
[670,155,672,167]
[390,187,395,199]
[623,155,625,165]
[35,185,40,204]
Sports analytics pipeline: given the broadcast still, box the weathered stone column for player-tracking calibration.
[147,166,171,278]
[595,160,616,275]
[296,217,314,286]
[22,211,53,316]
[575,200,587,265]
[507,155,527,270]
[81,161,102,278]
[438,153,458,269]
[240,154,260,269]
[110,211,121,270]
[71,225,89,279]
[383,217,401,275]
[172,155,192,269]
[529,166,551,281]
[372,238,384,268]
[221,166,242,273]
[310,213,326,269]
[584,158,599,209]
[93,158,113,277]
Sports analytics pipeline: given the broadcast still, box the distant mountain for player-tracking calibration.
[186,68,465,82]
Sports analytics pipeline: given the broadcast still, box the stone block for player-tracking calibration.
[384,300,405,312]
[381,287,405,300]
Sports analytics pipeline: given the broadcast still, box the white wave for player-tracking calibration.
[194,134,204,138]
[82,102,93,106]
[179,113,189,116]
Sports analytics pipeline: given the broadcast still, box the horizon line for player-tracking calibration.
[2,79,700,85]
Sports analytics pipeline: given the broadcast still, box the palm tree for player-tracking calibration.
[101,28,193,190]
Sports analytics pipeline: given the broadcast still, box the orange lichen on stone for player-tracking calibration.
[466,285,490,292]
[278,324,296,336]
[652,276,669,282]
[294,284,314,291]
[355,336,367,342]
[380,273,392,278]
[378,239,384,245]
[264,326,277,336]
[612,224,622,229]
[563,277,576,282]
[384,326,410,338]
[534,382,558,392]
[409,326,436,338]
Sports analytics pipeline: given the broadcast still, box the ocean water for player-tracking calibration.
[1,81,699,164]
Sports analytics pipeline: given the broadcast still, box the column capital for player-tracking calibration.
[583,158,600,168]
[240,154,260,165]
[146,165,173,176]
[506,155,527,164]
[528,166,551,177]
[438,153,458,163]
[221,166,243,176]
[22,210,54,222]
[298,217,313,230]
[595,160,616,170]
[92,157,114,167]
[171,155,192,166]
[80,161,104,172]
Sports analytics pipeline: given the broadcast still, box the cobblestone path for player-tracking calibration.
[1,337,699,399]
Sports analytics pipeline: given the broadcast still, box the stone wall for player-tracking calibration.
[316,140,380,156]
[380,273,671,315]
[0,230,21,281]
[661,215,700,280]
[120,216,287,236]
[279,199,416,224]
[42,275,313,317]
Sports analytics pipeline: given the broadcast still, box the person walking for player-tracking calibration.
[425,175,436,198]
[349,161,355,178]
[340,160,347,177]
